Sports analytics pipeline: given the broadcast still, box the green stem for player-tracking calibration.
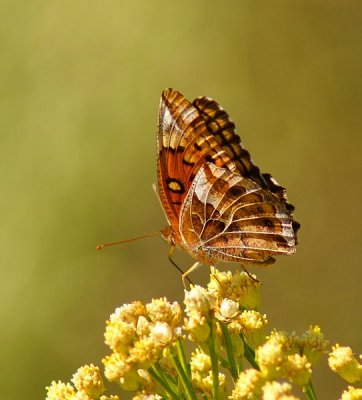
[171,351,198,400]
[208,317,220,400]
[241,334,260,370]
[176,337,190,374]
[220,322,239,380]
[304,380,318,400]
[149,366,179,400]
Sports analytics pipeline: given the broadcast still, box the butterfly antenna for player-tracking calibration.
[96,232,160,250]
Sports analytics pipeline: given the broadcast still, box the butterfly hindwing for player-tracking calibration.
[179,162,296,265]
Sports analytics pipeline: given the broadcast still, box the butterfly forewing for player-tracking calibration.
[193,96,298,217]
[157,89,239,236]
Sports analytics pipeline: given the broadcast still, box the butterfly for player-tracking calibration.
[156,88,299,283]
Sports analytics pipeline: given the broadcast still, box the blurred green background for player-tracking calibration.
[1,0,361,398]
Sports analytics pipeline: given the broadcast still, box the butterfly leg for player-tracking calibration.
[168,246,193,285]
[241,265,260,283]
[182,262,200,289]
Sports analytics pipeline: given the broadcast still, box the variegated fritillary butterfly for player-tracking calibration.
[156,88,299,282]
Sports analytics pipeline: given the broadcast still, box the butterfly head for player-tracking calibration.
[160,225,177,246]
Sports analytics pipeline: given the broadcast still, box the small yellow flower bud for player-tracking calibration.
[128,337,160,368]
[184,285,212,318]
[208,267,261,309]
[190,348,211,375]
[136,316,151,336]
[262,381,300,400]
[329,344,362,384]
[283,354,312,386]
[105,319,136,355]
[256,340,284,380]
[298,325,328,365]
[149,322,173,345]
[146,298,182,327]
[71,364,105,398]
[111,301,146,325]
[103,352,141,391]
[45,381,76,400]
[238,310,268,347]
[230,369,263,400]
[340,385,362,400]
[183,315,210,343]
[215,298,240,322]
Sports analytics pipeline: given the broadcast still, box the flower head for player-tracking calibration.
[229,310,268,347]
[230,369,264,400]
[184,285,213,318]
[146,298,182,327]
[208,267,261,309]
[262,381,300,400]
[71,364,105,398]
[111,301,146,325]
[328,344,362,384]
[45,381,76,400]
[256,332,286,380]
[297,325,328,365]
[215,298,240,322]
[283,354,312,386]
[340,385,362,400]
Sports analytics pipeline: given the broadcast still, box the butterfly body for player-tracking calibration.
[157,89,299,268]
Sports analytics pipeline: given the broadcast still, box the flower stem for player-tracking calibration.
[171,350,198,400]
[149,365,179,400]
[241,334,260,370]
[304,380,318,400]
[220,322,239,380]
[209,317,220,400]
[176,337,190,374]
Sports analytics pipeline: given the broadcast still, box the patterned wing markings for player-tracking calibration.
[179,163,296,265]
[193,96,299,225]
[157,88,299,269]
[157,89,240,236]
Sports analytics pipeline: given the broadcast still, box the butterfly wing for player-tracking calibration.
[157,89,239,239]
[179,162,296,265]
[193,95,300,237]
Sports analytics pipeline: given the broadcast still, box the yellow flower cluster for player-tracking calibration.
[340,385,362,400]
[45,267,359,400]
[103,298,182,392]
[208,267,261,309]
[45,364,118,400]
[190,348,227,399]
[256,328,328,385]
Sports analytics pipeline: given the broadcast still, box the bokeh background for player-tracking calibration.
[1,0,361,398]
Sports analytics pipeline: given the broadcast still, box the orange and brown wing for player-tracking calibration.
[157,89,238,237]
[179,163,296,265]
[193,95,300,238]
